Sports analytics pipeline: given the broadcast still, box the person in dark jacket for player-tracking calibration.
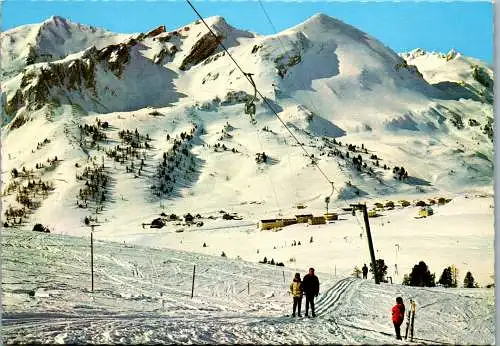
[289,273,303,317]
[302,267,320,317]
[362,264,368,279]
[391,296,405,340]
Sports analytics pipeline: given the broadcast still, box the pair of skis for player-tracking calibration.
[404,299,416,341]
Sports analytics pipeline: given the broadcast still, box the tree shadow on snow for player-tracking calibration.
[308,114,346,138]
[404,176,432,186]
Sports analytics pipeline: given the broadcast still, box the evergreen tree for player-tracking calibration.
[464,271,477,288]
[405,261,436,287]
[438,266,456,287]
[369,259,388,283]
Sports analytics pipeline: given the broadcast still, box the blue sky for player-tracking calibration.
[1,1,493,63]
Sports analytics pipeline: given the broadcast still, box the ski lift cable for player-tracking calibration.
[257,2,377,224]
[257,0,364,218]
[257,0,322,117]
[254,120,282,215]
[252,5,364,231]
[284,132,299,202]
[185,0,332,187]
[186,1,366,237]
[257,0,329,202]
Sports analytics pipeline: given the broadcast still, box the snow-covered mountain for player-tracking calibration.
[0,16,131,82]
[1,13,493,227]
[1,14,494,344]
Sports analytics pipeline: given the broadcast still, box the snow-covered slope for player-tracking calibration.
[2,229,495,344]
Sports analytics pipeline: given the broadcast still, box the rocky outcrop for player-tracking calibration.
[3,41,129,116]
[97,38,137,78]
[180,32,223,71]
[155,33,172,43]
[4,90,24,116]
[472,64,493,90]
[446,48,458,61]
[146,25,166,38]
[221,91,253,105]
[394,58,423,78]
[7,56,98,115]
[153,45,177,65]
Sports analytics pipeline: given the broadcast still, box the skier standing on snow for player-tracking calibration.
[391,296,405,340]
[302,267,320,317]
[289,273,303,317]
[362,264,368,279]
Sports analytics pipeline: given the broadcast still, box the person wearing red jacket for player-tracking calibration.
[391,296,405,340]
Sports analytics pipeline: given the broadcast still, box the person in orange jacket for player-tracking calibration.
[391,296,405,340]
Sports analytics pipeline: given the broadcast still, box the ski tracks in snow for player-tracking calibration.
[315,276,358,316]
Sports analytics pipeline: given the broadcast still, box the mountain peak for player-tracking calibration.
[202,16,235,33]
[44,15,69,26]
[298,13,353,31]
[205,16,227,25]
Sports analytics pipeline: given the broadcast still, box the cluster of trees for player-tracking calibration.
[15,179,52,210]
[402,261,479,288]
[208,122,238,153]
[118,128,151,149]
[324,138,419,186]
[36,138,51,150]
[357,259,480,288]
[75,161,109,212]
[259,256,285,266]
[255,152,267,164]
[324,139,389,180]
[212,142,238,153]
[4,162,56,227]
[448,111,464,130]
[79,121,108,147]
[347,143,368,154]
[402,261,435,287]
[274,53,301,79]
[3,176,54,227]
[393,166,409,180]
[106,142,147,166]
[10,166,35,179]
[152,125,200,197]
[34,156,59,171]
[3,206,28,227]
[103,127,152,179]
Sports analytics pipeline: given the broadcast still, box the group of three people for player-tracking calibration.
[290,267,407,341]
[289,267,320,317]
